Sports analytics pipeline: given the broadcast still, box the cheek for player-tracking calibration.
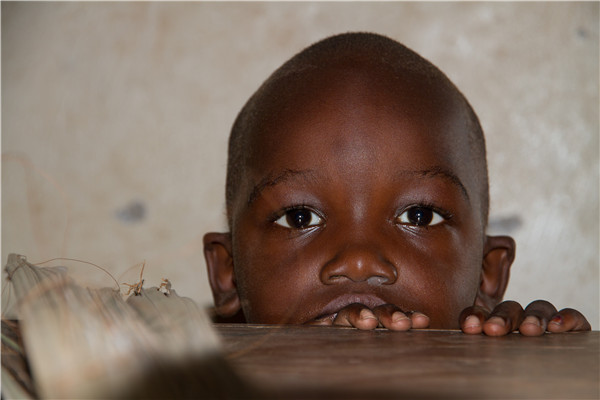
[395,232,482,328]
[233,235,321,324]
[403,268,479,329]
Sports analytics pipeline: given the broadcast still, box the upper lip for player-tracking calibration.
[313,293,389,320]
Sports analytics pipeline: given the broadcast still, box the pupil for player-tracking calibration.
[408,207,433,226]
[287,209,312,228]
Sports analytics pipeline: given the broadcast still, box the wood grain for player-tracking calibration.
[217,324,599,399]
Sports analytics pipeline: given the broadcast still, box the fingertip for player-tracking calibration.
[410,312,430,329]
[356,308,379,330]
[388,311,411,331]
[461,315,483,335]
[519,315,545,336]
[547,314,567,333]
[459,305,489,334]
[482,316,509,336]
[555,309,592,332]
[356,319,379,330]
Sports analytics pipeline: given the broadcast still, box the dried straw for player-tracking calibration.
[2,254,251,399]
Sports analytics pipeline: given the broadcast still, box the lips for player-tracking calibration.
[311,293,389,321]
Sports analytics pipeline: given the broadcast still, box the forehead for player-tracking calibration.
[244,62,475,183]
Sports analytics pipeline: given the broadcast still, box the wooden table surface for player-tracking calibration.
[216,324,599,399]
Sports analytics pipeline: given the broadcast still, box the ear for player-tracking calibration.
[203,232,241,318]
[475,235,516,311]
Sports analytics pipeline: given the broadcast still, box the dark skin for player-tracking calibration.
[204,59,590,336]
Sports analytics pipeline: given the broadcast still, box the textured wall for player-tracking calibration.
[2,2,598,327]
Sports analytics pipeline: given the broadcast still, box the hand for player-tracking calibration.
[459,300,591,336]
[307,303,430,331]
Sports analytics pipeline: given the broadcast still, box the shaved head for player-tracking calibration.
[226,32,488,228]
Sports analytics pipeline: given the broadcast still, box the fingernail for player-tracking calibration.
[487,316,506,326]
[411,311,430,323]
[522,315,540,327]
[465,315,480,328]
[550,315,563,325]
[392,311,409,322]
[360,309,376,320]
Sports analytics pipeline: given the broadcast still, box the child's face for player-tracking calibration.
[206,63,512,328]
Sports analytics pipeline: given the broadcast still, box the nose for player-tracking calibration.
[320,244,398,285]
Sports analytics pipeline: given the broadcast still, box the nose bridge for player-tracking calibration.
[320,229,398,285]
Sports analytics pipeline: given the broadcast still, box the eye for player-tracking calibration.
[275,208,324,229]
[396,206,446,227]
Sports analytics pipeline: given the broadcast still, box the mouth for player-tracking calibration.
[310,293,389,322]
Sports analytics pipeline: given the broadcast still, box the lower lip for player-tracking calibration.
[311,294,388,321]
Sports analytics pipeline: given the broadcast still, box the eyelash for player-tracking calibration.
[271,203,452,231]
[272,205,325,230]
[395,203,452,228]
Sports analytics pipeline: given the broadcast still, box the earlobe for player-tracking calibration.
[203,232,241,318]
[475,235,516,311]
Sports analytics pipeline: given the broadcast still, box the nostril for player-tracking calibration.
[320,248,398,285]
[367,276,388,286]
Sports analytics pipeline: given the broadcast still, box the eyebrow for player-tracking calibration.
[401,166,470,201]
[246,166,469,206]
[247,168,317,206]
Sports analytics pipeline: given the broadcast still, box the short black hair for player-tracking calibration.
[225,32,489,228]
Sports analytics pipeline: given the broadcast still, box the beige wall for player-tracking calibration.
[2,2,598,328]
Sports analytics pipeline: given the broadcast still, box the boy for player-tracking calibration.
[203,32,590,336]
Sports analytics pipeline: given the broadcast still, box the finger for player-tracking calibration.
[406,311,430,329]
[519,300,557,336]
[482,300,524,336]
[372,304,411,331]
[547,308,592,333]
[333,303,379,330]
[459,305,489,335]
[305,315,334,326]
